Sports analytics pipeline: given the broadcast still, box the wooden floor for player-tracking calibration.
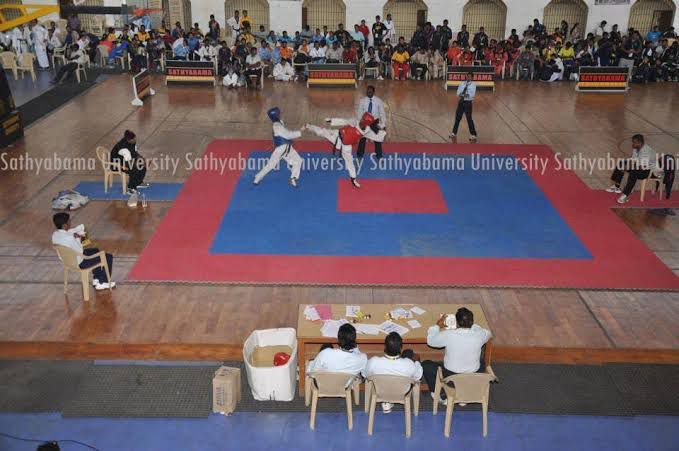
[1,75,678,363]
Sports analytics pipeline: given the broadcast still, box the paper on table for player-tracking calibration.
[378,321,409,336]
[304,305,320,321]
[345,305,361,317]
[354,323,381,335]
[410,306,426,315]
[320,319,348,338]
[314,304,333,320]
[389,307,413,320]
[407,320,422,329]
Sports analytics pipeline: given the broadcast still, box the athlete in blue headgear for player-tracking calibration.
[254,107,305,187]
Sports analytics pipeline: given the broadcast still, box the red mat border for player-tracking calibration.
[128,140,679,290]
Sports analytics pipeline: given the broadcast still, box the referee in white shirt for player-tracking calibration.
[450,72,478,142]
[357,85,386,159]
[422,307,492,403]
[307,323,368,375]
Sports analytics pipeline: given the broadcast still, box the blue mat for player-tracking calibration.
[73,181,183,201]
[210,152,591,259]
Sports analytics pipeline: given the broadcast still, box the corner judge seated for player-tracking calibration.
[110,130,150,195]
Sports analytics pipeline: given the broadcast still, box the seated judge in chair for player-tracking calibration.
[606,134,657,204]
[110,130,148,195]
[363,332,423,413]
[307,323,367,375]
[422,307,492,405]
[52,212,115,290]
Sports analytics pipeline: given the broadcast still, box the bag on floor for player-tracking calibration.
[51,190,89,210]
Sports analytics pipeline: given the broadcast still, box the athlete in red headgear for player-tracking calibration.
[306,112,386,189]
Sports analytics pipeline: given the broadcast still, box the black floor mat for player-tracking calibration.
[0,360,677,418]
[18,69,100,127]
[0,360,91,412]
[61,365,218,418]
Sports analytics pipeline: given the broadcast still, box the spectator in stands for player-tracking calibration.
[490,45,507,77]
[595,20,607,37]
[279,41,293,63]
[310,28,323,45]
[457,24,470,48]
[233,37,248,63]
[431,25,446,53]
[513,46,536,80]
[663,26,676,38]
[67,14,80,32]
[52,212,115,291]
[218,41,232,76]
[446,40,461,65]
[111,130,148,194]
[307,323,367,375]
[273,58,295,82]
[253,25,267,42]
[186,32,200,59]
[309,41,325,63]
[343,41,359,65]
[358,20,370,48]
[226,11,240,41]
[240,10,252,31]
[428,47,445,79]
[411,25,426,50]
[301,24,313,40]
[473,26,489,53]
[196,38,216,62]
[441,19,453,45]
[336,23,351,48]
[391,44,410,80]
[280,30,292,44]
[172,36,188,59]
[136,25,149,43]
[460,45,474,65]
[326,41,343,63]
[258,40,272,71]
[559,41,576,79]
[422,308,492,404]
[363,332,422,413]
[361,46,380,80]
[51,44,88,84]
[607,134,657,204]
[372,15,386,46]
[265,30,277,45]
[533,18,545,35]
[384,14,396,43]
[222,62,241,88]
[350,24,364,48]
[208,14,221,40]
[244,46,262,87]
[411,47,429,80]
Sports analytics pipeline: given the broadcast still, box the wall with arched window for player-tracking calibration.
[628,0,676,34]
[543,0,588,39]
[303,0,346,32]
[382,0,428,42]
[462,0,507,41]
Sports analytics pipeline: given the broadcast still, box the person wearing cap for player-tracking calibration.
[356,85,386,159]
[253,107,304,187]
[110,130,149,194]
[306,112,385,189]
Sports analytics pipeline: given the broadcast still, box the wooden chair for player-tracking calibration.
[247,67,264,89]
[54,244,111,301]
[428,59,446,80]
[16,53,36,82]
[639,172,664,202]
[51,46,67,68]
[96,146,127,193]
[365,375,420,438]
[364,65,379,79]
[0,51,18,80]
[433,368,494,438]
[304,371,360,431]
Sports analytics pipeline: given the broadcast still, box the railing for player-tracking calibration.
[0,4,60,32]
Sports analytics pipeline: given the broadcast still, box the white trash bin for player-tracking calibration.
[243,327,298,401]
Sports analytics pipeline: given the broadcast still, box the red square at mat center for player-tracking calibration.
[337,179,448,214]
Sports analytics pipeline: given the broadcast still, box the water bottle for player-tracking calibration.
[141,191,147,208]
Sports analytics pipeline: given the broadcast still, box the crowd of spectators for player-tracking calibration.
[5,11,677,86]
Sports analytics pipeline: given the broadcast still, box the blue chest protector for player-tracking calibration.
[272,132,294,148]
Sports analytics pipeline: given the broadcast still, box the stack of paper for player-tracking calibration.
[314,304,333,320]
[407,320,422,329]
[410,306,426,315]
[320,319,348,338]
[378,321,410,336]
[389,307,413,320]
[304,305,320,321]
[354,323,380,335]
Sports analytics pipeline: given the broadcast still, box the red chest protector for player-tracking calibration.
[339,126,363,145]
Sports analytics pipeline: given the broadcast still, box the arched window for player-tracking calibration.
[543,0,588,39]
[224,0,269,31]
[302,0,346,32]
[462,0,507,42]
[628,0,676,34]
[383,0,428,42]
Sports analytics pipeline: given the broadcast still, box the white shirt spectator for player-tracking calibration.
[306,347,367,375]
[245,53,262,66]
[363,355,423,380]
[426,324,492,374]
[52,224,85,264]
[226,16,240,36]
[196,45,216,61]
[273,61,295,81]
[309,46,326,60]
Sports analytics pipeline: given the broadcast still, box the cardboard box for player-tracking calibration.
[212,366,241,414]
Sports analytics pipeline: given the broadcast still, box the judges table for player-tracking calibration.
[297,303,492,391]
